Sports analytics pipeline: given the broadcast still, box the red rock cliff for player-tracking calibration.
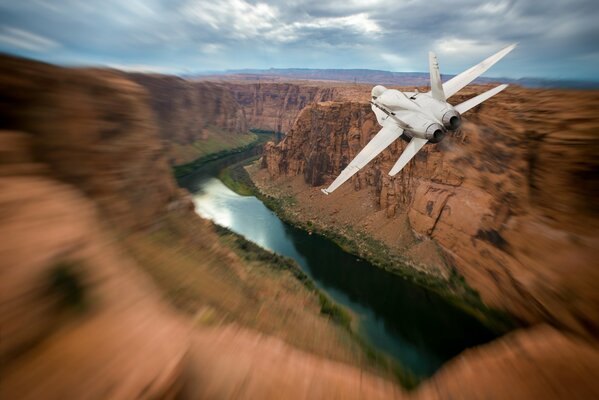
[128,74,249,165]
[0,54,194,398]
[262,87,599,337]
[224,82,340,133]
[2,54,598,400]
[0,55,406,400]
[0,56,188,231]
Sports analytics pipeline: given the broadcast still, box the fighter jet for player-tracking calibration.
[321,44,516,195]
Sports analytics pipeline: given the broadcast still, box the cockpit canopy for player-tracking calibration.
[371,85,387,100]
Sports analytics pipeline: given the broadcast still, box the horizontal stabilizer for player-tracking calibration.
[322,122,403,194]
[443,43,516,98]
[388,137,428,176]
[454,84,508,114]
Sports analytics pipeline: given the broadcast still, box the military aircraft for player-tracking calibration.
[321,44,516,195]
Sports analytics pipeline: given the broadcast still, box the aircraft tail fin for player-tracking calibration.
[443,43,517,99]
[429,52,446,102]
[454,84,508,114]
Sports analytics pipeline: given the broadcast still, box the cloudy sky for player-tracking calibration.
[0,0,597,80]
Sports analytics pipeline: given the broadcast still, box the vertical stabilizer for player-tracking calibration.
[429,52,446,102]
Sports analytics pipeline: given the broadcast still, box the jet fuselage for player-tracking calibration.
[371,87,461,143]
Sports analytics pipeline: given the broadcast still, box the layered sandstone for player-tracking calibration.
[0,131,190,399]
[222,82,341,133]
[0,55,404,399]
[261,87,599,339]
[3,53,598,398]
[0,56,184,230]
[129,74,250,164]
[417,324,599,399]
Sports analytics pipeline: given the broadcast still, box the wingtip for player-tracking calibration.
[321,188,330,196]
[495,83,509,93]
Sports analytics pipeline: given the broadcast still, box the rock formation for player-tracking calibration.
[0,130,190,398]
[0,56,186,231]
[223,82,340,133]
[261,88,599,340]
[0,54,404,400]
[2,53,598,399]
[129,74,249,164]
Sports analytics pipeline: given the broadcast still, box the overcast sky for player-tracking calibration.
[0,0,598,80]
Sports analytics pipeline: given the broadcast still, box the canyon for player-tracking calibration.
[1,54,598,398]
[259,87,599,337]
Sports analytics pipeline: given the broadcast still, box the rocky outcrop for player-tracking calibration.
[262,88,599,339]
[2,54,598,399]
[0,130,190,399]
[224,82,340,133]
[123,77,364,165]
[0,55,403,399]
[0,56,186,231]
[0,56,200,398]
[417,324,599,399]
[129,75,249,164]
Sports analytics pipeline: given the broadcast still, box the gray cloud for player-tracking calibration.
[0,0,597,79]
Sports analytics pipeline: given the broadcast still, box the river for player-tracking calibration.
[178,151,497,379]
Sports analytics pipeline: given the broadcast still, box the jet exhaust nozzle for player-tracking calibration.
[442,110,461,130]
[425,123,446,143]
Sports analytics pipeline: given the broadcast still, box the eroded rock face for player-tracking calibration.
[0,131,189,399]
[2,54,598,399]
[262,88,599,337]
[129,75,249,164]
[224,82,339,133]
[0,57,198,398]
[0,55,183,231]
[0,56,404,400]
[417,324,599,399]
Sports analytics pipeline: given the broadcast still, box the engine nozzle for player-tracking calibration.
[425,123,446,143]
[442,110,461,130]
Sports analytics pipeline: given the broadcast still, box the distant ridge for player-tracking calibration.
[192,68,599,89]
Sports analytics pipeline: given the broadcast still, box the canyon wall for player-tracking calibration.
[1,54,598,399]
[0,56,194,398]
[262,88,599,338]
[124,76,367,166]
[0,56,190,231]
[0,55,410,400]
[125,78,355,165]
[128,75,249,165]
[223,82,341,133]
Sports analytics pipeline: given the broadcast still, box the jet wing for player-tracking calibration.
[322,122,403,194]
[454,84,508,114]
[442,44,516,99]
[388,137,428,176]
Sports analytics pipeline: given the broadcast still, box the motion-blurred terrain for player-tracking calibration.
[259,86,599,332]
[1,54,598,399]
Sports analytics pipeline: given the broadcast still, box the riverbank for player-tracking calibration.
[172,131,272,178]
[219,159,515,334]
[212,223,421,388]
[156,145,420,387]
[122,206,419,387]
